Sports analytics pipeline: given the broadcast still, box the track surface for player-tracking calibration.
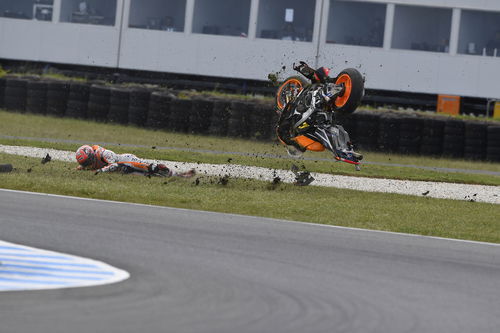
[1,189,499,333]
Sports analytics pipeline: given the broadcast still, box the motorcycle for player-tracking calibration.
[275,63,365,171]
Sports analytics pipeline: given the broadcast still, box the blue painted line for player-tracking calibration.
[0,252,74,260]
[0,246,28,251]
[0,257,99,268]
[1,264,114,275]
[0,277,72,285]
[0,271,105,281]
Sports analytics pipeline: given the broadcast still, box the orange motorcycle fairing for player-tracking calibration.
[293,135,325,152]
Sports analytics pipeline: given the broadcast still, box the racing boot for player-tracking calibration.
[334,148,362,164]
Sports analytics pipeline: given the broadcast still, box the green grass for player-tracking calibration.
[1,153,499,244]
[1,110,500,186]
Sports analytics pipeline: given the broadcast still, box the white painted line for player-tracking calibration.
[0,240,129,291]
[1,144,499,204]
[1,188,500,248]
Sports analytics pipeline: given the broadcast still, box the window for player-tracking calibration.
[392,5,452,53]
[129,0,186,32]
[0,0,53,21]
[327,0,386,47]
[458,10,500,57]
[60,0,117,26]
[256,0,316,42]
[192,0,251,37]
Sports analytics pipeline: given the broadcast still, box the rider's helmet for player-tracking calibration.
[75,145,95,167]
[313,67,331,83]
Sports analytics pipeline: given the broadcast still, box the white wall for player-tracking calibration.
[0,0,500,100]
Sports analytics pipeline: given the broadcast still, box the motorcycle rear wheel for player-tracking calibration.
[334,68,364,115]
[275,76,309,113]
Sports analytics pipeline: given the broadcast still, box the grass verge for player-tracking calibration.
[1,110,500,185]
[1,153,499,243]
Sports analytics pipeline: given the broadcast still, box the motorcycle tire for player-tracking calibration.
[334,68,364,115]
[275,76,308,113]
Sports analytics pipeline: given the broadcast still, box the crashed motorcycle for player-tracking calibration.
[275,63,365,171]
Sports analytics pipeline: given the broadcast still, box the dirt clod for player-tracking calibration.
[218,175,229,186]
[41,153,51,164]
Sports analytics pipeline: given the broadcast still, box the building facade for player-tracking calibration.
[1,0,499,99]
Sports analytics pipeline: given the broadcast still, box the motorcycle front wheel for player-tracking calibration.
[275,76,309,113]
[334,68,365,115]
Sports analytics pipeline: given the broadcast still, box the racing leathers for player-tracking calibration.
[77,145,182,177]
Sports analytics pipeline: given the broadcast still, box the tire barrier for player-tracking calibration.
[65,82,90,119]
[486,126,500,162]
[0,77,6,108]
[4,77,27,112]
[129,88,151,127]
[108,88,130,124]
[228,101,253,138]
[464,122,488,160]
[2,75,500,162]
[146,91,173,129]
[189,98,214,134]
[354,111,380,151]
[398,116,423,155]
[46,81,70,117]
[26,80,48,114]
[208,100,231,137]
[442,119,465,158]
[249,102,274,140]
[88,85,111,122]
[420,118,445,156]
[377,114,401,153]
[168,98,192,133]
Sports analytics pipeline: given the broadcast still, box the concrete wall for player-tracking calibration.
[0,0,500,99]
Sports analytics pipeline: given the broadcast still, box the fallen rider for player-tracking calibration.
[75,145,195,178]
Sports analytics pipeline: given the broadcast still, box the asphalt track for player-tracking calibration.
[1,189,500,333]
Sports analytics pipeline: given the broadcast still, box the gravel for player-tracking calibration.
[1,144,499,204]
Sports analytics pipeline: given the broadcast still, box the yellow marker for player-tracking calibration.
[494,101,500,119]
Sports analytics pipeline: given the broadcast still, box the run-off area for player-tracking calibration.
[0,240,129,291]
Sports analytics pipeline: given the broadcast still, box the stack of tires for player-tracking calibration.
[0,77,7,109]
[486,126,500,162]
[46,81,70,117]
[189,98,214,134]
[442,119,465,158]
[249,102,274,140]
[169,98,192,132]
[377,113,401,153]
[4,77,27,112]
[208,100,231,137]
[88,85,111,122]
[108,88,130,124]
[354,111,380,151]
[147,92,173,129]
[398,116,423,154]
[464,122,488,160]
[128,88,151,127]
[26,80,48,114]
[65,82,90,119]
[227,101,253,138]
[420,118,445,156]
